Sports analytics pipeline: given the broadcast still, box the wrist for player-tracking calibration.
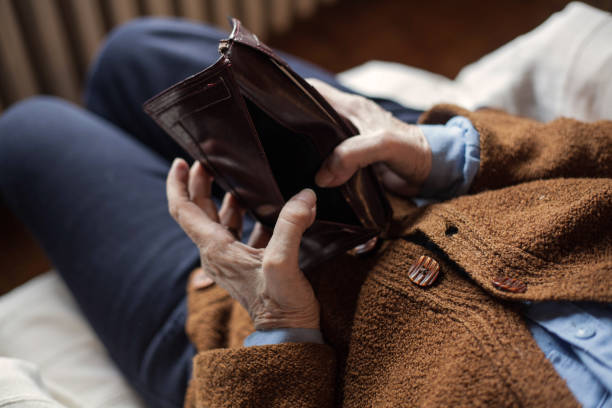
[250,298,320,331]
[244,327,325,346]
[388,121,432,186]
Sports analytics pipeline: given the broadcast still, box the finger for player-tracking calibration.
[380,167,421,196]
[315,133,392,187]
[264,189,316,271]
[373,162,389,178]
[218,192,244,240]
[306,78,353,106]
[188,161,219,222]
[167,158,226,243]
[307,78,377,128]
[248,222,272,248]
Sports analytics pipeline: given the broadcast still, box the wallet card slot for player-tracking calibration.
[154,78,232,129]
[143,56,230,114]
[176,79,231,122]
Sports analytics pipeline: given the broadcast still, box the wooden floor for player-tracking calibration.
[0,0,605,294]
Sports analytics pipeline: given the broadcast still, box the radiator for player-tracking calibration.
[0,0,336,109]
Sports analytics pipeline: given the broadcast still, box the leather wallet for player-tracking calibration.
[143,18,392,271]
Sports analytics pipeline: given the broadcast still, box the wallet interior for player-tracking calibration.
[244,98,360,226]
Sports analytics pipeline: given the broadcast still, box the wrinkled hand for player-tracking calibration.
[167,159,320,330]
[308,78,432,196]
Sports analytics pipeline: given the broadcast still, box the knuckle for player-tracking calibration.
[216,238,235,255]
[199,245,213,263]
[332,145,351,170]
[201,263,219,279]
[347,96,366,113]
[200,247,230,277]
[377,130,397,150]
[354,95,375,112]
[281,203,311,225]
[361,97,375,110]
[262,253,286,271]
[200,240,223,260]
[168,202,181,220]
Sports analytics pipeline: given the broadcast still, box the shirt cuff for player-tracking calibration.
[416,115,480,202]
[244,328,325,347]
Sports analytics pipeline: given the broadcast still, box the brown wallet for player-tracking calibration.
[143,18,391,271]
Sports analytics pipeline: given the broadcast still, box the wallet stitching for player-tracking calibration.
[144,57,229,113]
[175,78,232,123]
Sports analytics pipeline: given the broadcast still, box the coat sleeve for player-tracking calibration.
[183,270,337,408]
[187,344,336,407]
[418,104,612,193]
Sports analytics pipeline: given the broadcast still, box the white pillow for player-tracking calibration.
[338,2,612,122]
[0,271,144,408]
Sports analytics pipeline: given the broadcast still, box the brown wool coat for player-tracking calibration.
[183,105,612,407]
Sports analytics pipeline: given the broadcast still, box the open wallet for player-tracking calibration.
[143,18,392,271]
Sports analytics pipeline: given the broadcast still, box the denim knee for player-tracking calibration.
[84,18,157,106]
[0,96,73,158]
[84,18,225,107]
[0,96,76,197]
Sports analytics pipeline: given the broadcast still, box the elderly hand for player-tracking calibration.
[308,78,432,196]
[167,159,320,330]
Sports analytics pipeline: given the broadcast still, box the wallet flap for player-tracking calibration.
[144,57,285,225]
[226,18,290,68]
[144,19,394,271]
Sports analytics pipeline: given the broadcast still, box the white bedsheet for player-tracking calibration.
[338,2,612,122]
[0,271,144,407]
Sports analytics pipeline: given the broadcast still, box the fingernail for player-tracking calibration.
[173,158,187,175]
[315,170,334,187]
[295,188,316,208]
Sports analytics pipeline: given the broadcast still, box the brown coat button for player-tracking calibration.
[492,276,527,293]
[408,255,440,287]
[191,268,215,290]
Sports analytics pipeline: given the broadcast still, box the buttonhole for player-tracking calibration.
[445,225,458,236]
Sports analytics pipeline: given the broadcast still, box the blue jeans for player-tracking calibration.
[0,18,422,407]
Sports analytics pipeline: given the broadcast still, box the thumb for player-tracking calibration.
[315,133,390,187]
[264,189,316,270]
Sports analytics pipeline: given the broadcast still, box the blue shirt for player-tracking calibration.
[244,116,612,407]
